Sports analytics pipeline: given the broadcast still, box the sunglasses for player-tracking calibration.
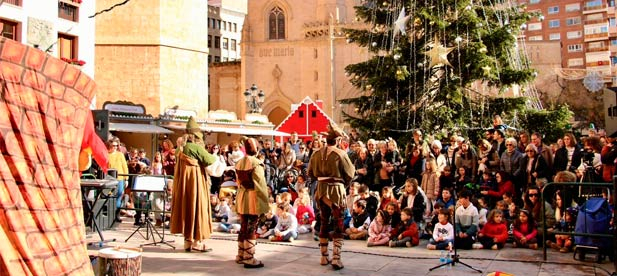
[526,150,535,153]
[528,193,538,197]
[506,144,514,146]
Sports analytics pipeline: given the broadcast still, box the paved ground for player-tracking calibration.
[87,220,615,276]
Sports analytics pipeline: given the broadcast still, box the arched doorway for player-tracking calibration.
[268,106,288,126]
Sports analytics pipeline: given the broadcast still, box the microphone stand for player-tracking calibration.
[429,189,482,273]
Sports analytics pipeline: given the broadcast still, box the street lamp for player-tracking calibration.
[244,84,265,113]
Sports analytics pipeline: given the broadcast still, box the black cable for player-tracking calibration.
[210,235,614,276]
[89,0,131,18]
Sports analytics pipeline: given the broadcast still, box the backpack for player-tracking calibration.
[574,197,611,249]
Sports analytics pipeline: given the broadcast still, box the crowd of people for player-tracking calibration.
[100,115,616,270]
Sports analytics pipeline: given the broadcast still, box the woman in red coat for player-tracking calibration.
[480,171,515,203]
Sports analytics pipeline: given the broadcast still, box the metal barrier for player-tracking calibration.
[540,181,616,273]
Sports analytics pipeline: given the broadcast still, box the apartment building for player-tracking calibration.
[521,0,617,81]
[0,0,95,77]
[207,0,246,63]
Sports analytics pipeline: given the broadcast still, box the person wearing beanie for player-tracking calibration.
[234,137,269,268]
[170,117,216,252]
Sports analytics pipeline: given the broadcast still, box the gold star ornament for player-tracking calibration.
[425,39,454,68]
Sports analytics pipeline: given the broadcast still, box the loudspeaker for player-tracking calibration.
[92,109,109,141]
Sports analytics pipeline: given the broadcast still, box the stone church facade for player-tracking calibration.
[239,0,368,127]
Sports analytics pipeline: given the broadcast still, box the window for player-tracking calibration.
[566,17,581,25]
[217,20,221,29]
[57,33,78,60]
[208,55,212,63]
[611,18,616,27]
[566,3,581,11]
[548,6,559,14]
[269,7,285,40]
[548,19,560,28]
[549,33,561,40]
[568,58,584,67]
[228,22,232,31]
[299,111,304,118]
[311,111,317,117]
[0,19,20,41]
[214,36,220,48]
[611,39,617,46]
[230,39,237,51]
[612,56,617,65]
[222,57,227,62]
[586,0,602,8]
[233,23,237,32]
[567,44,583,52]
[528,35,543,41]
[529,0,540,3]
[585,26,609,35]
[214,56,220,62]
[58,1,79,22]
[567,31,582,39]
[208,35,212,48]
[528,22,542,31]
[222,38,228,49]
[222,21,227,31]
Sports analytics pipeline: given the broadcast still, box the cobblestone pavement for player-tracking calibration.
[87,221,615,276]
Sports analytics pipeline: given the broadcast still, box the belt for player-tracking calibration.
[317,177,344,183]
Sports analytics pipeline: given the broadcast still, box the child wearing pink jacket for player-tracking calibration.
[367,210,391,246]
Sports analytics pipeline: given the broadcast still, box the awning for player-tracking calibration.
[159,123,289,136]
[109,123,173,134]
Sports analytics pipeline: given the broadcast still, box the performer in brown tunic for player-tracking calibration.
[235,137,269,268]
[170,117,216,252]
[307,124,355,270]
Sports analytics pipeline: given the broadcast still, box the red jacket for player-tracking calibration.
[391,219,419,246]
[486,180,515,199]
[479,221,508,244]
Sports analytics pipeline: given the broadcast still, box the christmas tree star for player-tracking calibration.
[393,7,411,36]
[425,38,453,68]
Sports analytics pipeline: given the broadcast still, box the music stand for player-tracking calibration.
[429,190,482,273]
[124,175,175,249]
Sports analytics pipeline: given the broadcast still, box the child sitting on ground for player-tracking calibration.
[270,203,298,242]
[277,192,296,216]
[257,208,278,239]
[295,189,315,234]
[367,210,391,246]
[389,207,419,247]
[436,188,455,210]
[547,207,577,253]
[384,202,401,230]
[476,197,489,229]
[426,202,446,238]
[345,199,371,240]
[513,209,538,249]
[379,186,398,211]
[475,209,508,250]
[213,197,232,223]
[358,184,379,220]
[454,190,479,250]
[427,209,454,250]
[344,182,361,228]
[217,204,240,234]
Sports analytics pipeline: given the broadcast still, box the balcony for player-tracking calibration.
[588,45,610,52]
[585,32,610,42]
[584,18,608,25]
[58,2,79,22]
[583,4,608,14]
[586,60,612,67]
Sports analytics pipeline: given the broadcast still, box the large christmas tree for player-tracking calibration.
[342,0,538,142]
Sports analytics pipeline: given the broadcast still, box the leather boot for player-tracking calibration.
[235,241,245,264]
[331,238,344,270]
[242,239,264,268]
[319,238,330,265]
